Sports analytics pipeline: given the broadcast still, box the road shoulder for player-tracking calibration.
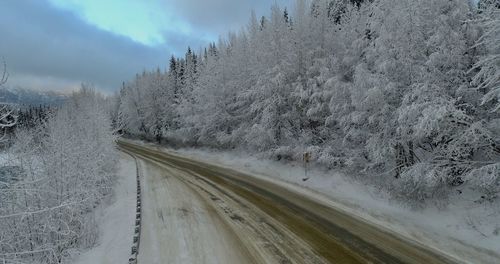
[122,139,500,264]
[74,153,137,264]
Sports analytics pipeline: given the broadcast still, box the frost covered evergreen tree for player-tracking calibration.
[116,0,500,205]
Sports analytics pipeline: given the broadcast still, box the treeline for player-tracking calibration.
[114,0,500,205]
[17,105,54,128]
[0,105,55,147]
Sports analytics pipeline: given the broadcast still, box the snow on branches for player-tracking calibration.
[0,61,17,142]
[0,85,117,263]
[115,0,500,206]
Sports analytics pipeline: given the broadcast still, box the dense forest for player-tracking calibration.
[115,0,500,205]
[0,0,498,263]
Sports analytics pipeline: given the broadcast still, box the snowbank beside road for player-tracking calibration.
[74,153,137,264]
[126,139,499,264]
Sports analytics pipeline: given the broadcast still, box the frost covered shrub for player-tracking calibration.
[270,146,295,161]
[317,151,346,169]
[466,163,500,201]
[245,124,274,152]
[393,163,448,207]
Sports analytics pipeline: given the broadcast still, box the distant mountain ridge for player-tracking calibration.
[0,86,67,107]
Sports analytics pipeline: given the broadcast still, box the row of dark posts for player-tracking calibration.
[129,160,142,264]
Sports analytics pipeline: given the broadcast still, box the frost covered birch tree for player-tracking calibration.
[116,0,500,205]
[472,2,500,111]
[0,85,117,263]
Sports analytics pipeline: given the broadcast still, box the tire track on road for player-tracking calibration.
[118,140,459,264]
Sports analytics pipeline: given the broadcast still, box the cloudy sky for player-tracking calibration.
[0,0,289,93]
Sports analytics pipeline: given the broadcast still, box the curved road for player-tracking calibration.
[118,140,458,264]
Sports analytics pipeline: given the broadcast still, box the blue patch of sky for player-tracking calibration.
[47,0,194,47]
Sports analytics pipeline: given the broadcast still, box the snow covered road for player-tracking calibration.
[133,154,254,264]
[118,140,459,264]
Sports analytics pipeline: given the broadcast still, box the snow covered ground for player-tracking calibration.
[73,153,137,264]
[126,140,500,264]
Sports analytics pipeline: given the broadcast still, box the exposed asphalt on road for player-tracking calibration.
[118,140,459,264]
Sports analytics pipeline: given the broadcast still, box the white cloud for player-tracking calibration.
[0,1,169,92]
[0,0,293,93]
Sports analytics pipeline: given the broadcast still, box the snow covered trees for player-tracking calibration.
[472,2,500,112]
[465,2,500,202]
[116,0,500,205]
[0,61,17,141]
[0,86,117,263]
